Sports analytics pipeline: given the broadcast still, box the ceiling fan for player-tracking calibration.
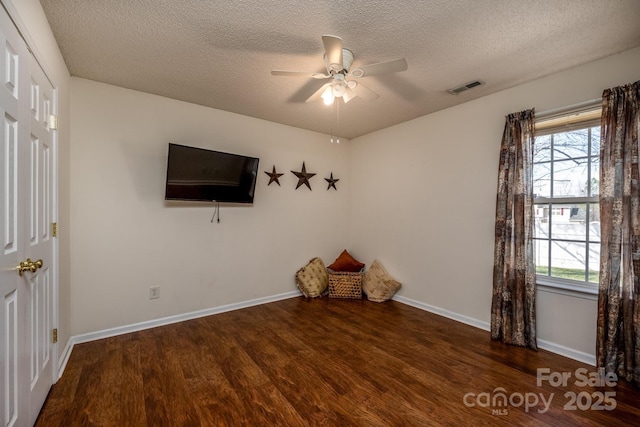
[272,35,408,105]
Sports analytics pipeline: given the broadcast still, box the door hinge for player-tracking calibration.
[52,222,58,237]
[52,328,58,344]
[49,114,58,130]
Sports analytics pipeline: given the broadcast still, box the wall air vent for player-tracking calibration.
[447,80,485,95]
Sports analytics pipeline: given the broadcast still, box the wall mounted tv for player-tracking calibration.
[165,143,259,203]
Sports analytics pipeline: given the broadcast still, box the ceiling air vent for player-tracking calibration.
[447,80,485,95]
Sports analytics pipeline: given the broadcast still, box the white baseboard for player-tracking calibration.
[57,338,74,380]
[392,295,491,331]
[537,339,596,366]
[392,294,596,366]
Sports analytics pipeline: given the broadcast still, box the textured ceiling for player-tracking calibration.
[40,0,640,139]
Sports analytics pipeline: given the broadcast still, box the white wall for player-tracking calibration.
[70,78,350,334]
[7,0,72,363]
[348,47,640,360]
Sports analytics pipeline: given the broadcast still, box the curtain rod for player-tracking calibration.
[536,98,601,121]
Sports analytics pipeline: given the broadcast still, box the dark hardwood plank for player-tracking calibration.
[120,335,147,426]
[35,298,640,426]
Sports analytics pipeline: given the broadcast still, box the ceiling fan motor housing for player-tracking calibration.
[324,48,354,73]
[341,49,354,71]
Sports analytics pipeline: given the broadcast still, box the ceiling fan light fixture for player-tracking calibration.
[342,88,356,103]
[321,87,335,105]
[332,83,346,98]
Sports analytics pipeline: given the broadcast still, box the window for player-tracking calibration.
[533,107,601,293]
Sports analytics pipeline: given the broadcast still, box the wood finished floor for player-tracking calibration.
[36,297,640,426]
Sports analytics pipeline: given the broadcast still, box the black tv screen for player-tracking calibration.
[165,143,259,203]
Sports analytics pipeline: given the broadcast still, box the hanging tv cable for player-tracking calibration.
[210,201,221,223]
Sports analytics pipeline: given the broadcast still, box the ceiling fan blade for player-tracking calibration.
[322,35,343,71]
[351,81,379,101]
[271,70,330,79]
[351,58,408,78]
[306,83,332,103]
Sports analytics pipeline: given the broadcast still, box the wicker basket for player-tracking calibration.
[327,269,363,299]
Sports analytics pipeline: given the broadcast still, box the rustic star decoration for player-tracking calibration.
[325,172,340,191]
[264,165,284,186]
[291,161,316,190]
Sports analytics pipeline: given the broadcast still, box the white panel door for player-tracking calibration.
[0,6,29,425]
[0,6,56,427]
[25,52,55,425]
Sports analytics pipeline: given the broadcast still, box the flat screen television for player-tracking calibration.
[165,143,259,203]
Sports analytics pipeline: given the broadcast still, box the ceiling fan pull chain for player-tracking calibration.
[336,100,340,144]
[330,102,334,143]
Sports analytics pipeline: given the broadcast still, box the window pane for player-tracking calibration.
[550,204,587,240]
[590,126,600,154]
[553,129,590,160]
[589,159,600,197]
[588,242,600,283]
[534,204,549,238]
[588,205,600,242]
[553,159,590,197]
[533,162,551,198]
[531,123,601,287]
[550,241,586,281]
[534,134,552,162]
[535,239,549,275]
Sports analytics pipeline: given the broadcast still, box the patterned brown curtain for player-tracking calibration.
[491,109,537,350]
[597,81,640,386]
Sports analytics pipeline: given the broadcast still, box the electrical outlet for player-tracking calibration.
[149,286,160,300]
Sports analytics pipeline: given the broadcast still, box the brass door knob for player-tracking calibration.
[17,258,43,276]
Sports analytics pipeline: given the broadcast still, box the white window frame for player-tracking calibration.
[533,103,601,299]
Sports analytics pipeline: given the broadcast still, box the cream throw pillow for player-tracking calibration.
[295,257,328,298]
[363,259,401,302]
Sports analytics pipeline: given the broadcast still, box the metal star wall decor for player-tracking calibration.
[264,165,284,186]
[325,173,340,191]
[291,161,316,190]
